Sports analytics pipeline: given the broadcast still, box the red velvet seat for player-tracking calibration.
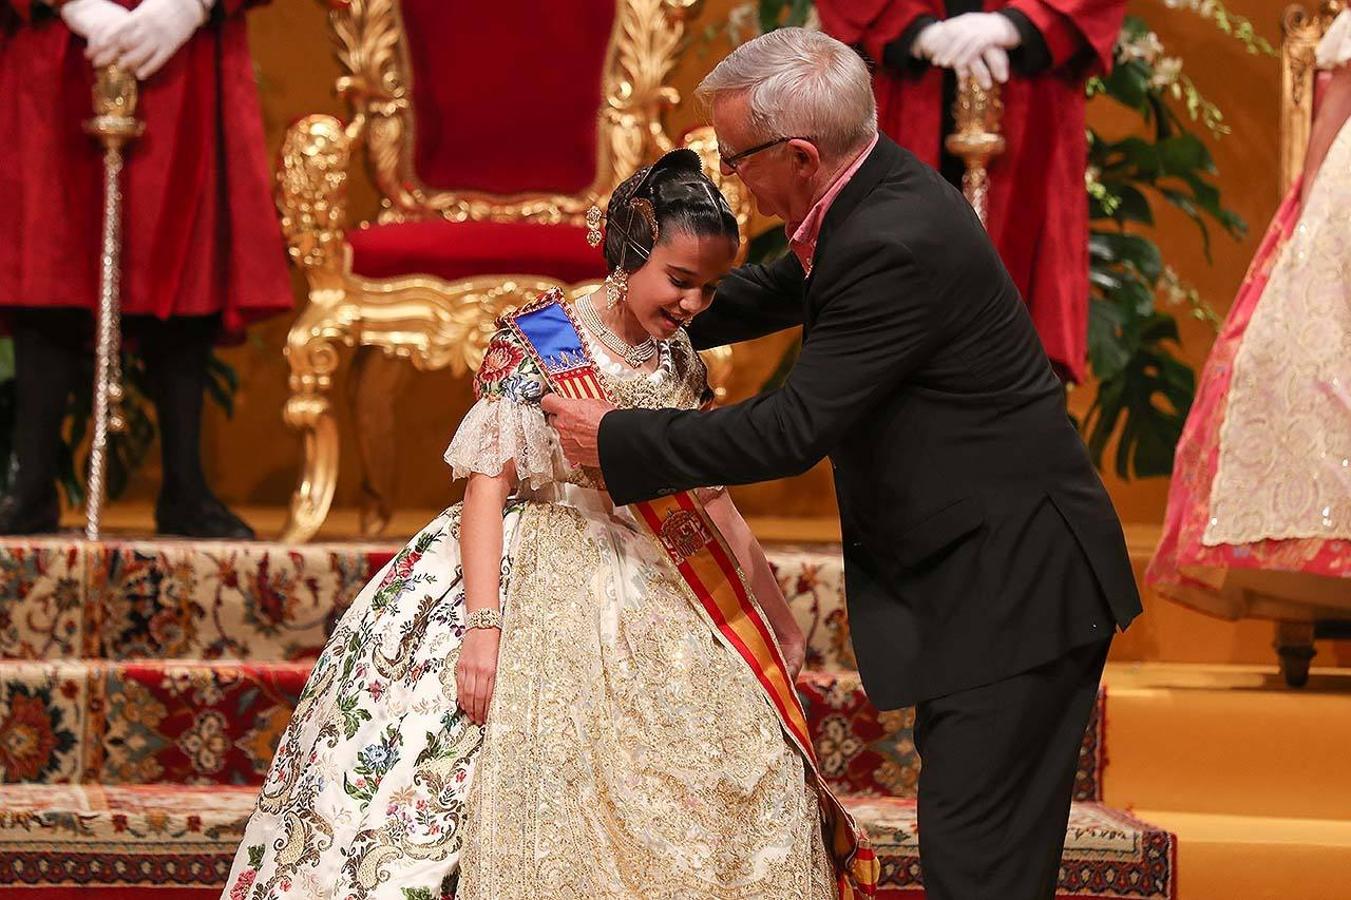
[349,220,607,285]
[275,0,748,542]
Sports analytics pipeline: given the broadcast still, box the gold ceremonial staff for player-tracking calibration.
[83,66,143,541]
[945,77,1005,226]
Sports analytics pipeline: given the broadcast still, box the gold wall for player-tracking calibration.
[179,0,1287,532]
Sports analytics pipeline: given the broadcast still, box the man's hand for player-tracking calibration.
[540,394,614,469]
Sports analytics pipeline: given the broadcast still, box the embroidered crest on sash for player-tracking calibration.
[659,509,711,563]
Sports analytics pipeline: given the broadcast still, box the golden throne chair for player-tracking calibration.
[275,0,750,542]
[1258,0,1349,685]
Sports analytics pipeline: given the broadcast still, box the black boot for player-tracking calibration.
[137,315,255,540]
[0,309,87,535]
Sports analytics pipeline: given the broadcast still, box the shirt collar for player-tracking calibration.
[786,133,879,276]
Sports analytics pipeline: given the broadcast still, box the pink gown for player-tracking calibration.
[1146,66,1351,621]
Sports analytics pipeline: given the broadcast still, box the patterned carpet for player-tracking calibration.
[0,534,1175,899]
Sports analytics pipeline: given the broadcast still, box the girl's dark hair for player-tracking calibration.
[601,149,739,272]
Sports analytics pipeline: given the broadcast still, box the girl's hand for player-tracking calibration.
[455,627,501,725]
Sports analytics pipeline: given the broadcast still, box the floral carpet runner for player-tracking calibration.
[0,535,1175,899]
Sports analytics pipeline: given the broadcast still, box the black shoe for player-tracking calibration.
[155,493,256,540]
[0,489,60,535]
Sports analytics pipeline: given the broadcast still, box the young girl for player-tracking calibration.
[222,151,856,899]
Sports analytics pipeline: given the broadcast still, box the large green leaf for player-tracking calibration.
[1087,299,1131,382]
[1156,133,1214,175]
[1101,183,1155,227]
[1090,232,1163,281]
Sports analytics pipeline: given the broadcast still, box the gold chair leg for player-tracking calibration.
[348,346,410,538]
[281,304,344,543]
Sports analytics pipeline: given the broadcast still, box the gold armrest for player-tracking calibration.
[277,114,361,276]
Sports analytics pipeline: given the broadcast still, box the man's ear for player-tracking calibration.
[789,139,821,176]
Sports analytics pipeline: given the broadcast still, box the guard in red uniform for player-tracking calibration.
[0,0,292,537]
[817,0,1126,383]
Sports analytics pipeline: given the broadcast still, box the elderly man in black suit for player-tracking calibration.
[542,27,1141,900]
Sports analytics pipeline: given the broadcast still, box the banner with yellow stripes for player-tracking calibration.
[507,291,879,898]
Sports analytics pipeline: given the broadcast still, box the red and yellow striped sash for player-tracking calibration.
[509,294,879,897]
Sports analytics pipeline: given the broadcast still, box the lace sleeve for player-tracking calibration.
[443,397,556,489]
[443,327,556,488]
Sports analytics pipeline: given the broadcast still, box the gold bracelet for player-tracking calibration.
[464,608,503,631]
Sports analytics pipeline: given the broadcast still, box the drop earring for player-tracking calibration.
[604,268,628,309]
[585,205,604,248]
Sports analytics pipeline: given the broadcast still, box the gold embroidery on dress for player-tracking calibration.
[458,504,835,899]
[222,321,836,899]
[1206,121,1351,545]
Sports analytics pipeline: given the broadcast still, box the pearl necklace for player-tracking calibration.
[590,335,674,383]
[575,295,658,369]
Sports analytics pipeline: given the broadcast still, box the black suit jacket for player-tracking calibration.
[598,136,1141,709]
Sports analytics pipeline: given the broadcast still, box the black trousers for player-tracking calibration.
[6,308,220,502]
[914,639,1111,900]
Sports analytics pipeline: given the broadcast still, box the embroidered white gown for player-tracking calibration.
[220,320,837,900]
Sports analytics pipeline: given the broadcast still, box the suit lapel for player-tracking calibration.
[802,135,902,332]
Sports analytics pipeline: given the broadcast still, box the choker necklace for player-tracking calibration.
[576,295,658,368]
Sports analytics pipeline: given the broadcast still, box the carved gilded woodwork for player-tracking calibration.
[328,0,704,225]
[278,0,748,542]
[1281,1,1345,191]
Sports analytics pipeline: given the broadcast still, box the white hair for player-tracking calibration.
[696,27,877,161]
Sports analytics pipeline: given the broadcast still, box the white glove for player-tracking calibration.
[912,21,957,61]
[61,0,131,62]
[959,45,1010,90]
[931,13,1021,70]
[98,0,213,80]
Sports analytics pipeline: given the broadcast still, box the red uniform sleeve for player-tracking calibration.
[816,0,944,66]
[8,0,37,23]
[1004,0,1126,74]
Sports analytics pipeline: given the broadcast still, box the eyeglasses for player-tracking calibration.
[717,135,813,171]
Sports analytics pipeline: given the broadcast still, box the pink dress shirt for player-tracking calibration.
[787,134,880,276]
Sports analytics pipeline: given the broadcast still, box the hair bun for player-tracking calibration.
[632,148,703,197]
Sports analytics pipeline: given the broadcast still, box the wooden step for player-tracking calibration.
[1132,809,1351,900]
[1102,663,1351,821]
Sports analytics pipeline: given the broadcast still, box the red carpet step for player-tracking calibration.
[0,661,308,785]
[799,670,1107,802]
[0,783,254,899]
[0,785,1174,900]
[852,796,1176,899]
[2,661,1106,798]
[0,536,1174,899]
[0,537,855,668]
[0,538,388,662]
